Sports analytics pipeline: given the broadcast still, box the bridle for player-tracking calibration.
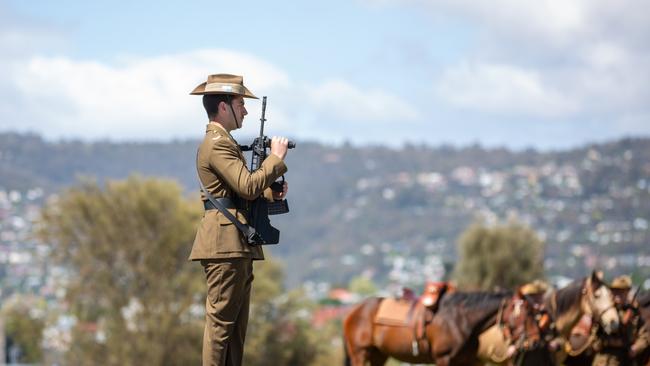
[582,280,616,326]
[546,278,615,336]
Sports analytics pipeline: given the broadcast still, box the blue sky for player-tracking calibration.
[1,0,648,149]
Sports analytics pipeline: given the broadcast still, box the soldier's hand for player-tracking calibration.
[271,136,289,160]
[272,181,288,200]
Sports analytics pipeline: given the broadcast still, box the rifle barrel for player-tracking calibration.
[259,96,267,137]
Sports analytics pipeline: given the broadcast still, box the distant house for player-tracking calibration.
[312,306,351,328]
[328,288,356,304]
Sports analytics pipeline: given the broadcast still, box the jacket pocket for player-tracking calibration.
[189,211,219,259]
[217,208,248,250]
[217,208,249,226]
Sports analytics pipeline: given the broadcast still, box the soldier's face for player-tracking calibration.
[216,96,247,131]
[612,289,629,304]
[227,96,247,130]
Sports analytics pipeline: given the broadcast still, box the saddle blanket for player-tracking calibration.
[374,298,415,326]
[478,324,513,363]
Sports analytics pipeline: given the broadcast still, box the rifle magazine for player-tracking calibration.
[268,200,290,215]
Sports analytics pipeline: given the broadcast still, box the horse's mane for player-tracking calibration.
[553,278,585,315]
[440,290,511,310]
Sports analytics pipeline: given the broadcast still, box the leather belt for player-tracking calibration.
[203,198,236,210]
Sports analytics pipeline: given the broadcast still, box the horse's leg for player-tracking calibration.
[344,332,371,366]
[343,299,382,366]
[367,347,388,366]
[343,340,352,366]
[435,351,480,366]
[348,347,369,366]
[435,354,451,366]
[344,321,373,366]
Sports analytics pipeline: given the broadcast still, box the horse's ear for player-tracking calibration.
[590,270,603,289]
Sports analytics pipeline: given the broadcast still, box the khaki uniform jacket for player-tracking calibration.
[189,123,287,261]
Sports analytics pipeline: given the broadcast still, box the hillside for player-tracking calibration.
[1,132,649,287]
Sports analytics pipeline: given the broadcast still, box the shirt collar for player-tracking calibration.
[206,121,236,142]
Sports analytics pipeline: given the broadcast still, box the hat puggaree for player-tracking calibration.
[190,74,258,99]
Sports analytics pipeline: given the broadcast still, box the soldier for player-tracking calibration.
[519,280,549,309]
[610,275,650,362]
[630,292,650,360]
[592,275,635,366]
[189,74,290,366]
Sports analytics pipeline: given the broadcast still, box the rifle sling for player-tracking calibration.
[196,151,262,244]
[204,198,236,210]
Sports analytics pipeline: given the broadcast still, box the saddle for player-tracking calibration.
[374,298,426,326]
[421,281,451,310]
[373,282,450,356]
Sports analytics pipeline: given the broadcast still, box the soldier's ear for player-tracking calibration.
[218,101,228,113]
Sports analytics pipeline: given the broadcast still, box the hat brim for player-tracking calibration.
[190,82,258,99]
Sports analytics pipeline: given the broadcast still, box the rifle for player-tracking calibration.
[239,96,295,244]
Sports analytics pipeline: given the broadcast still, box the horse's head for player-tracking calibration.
[582,271,619,334]
[506,285,552,351]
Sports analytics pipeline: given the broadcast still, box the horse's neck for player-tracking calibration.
[551,291,584,337]
[464,303,503,333]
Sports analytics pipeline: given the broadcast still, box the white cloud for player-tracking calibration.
[436,62,578,116]
[368,0,650,122]
[383,0,649,49]
[2,50,291,140]
[575,43,650,111]
[614,113,650,136]
[1,49,420,143]
[1,1,647,147]
[307,80,419,122]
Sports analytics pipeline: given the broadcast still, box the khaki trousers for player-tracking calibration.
[201,258,253,366]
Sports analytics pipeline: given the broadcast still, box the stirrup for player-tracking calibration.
[412,340,419,356]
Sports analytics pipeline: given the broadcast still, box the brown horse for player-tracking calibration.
[342,282,451,365]
[437,290,550,366]
[343,289,514,365]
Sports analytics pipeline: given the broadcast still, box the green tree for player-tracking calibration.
[38,176,204,365]
[453,220,544,290]
[2,295,45,363]
[244,256,340,366]
[348,276,378,296]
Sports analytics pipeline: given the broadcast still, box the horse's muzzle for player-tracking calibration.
[603,319,619,334]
